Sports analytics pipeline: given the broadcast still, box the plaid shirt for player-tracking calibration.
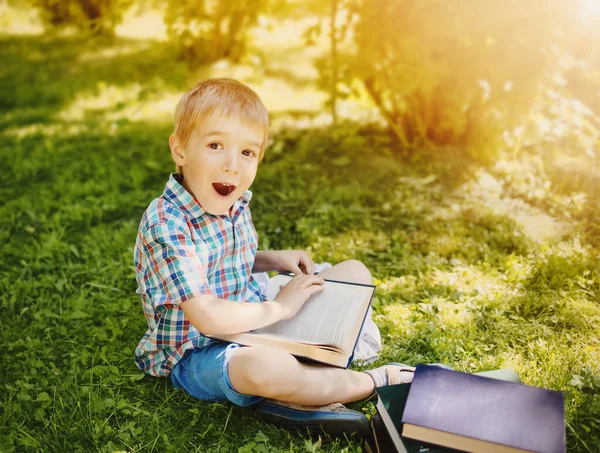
[134,174,264,377]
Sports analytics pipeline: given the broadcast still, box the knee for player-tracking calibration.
[228,347,297,396]
[228,347,263,393]
[341,259,373,286]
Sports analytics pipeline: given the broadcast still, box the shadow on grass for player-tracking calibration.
[570,382,600,453]
[0,34,187,120]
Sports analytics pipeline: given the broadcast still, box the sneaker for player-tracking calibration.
[253,399,370,436]
[365,362,416,387]
[365,362,454,388]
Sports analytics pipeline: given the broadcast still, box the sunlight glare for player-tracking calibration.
[580,0,600,17]
[57,82,179,124]
[115,8,167,40]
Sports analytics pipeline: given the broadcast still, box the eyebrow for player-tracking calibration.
[203,131,262,149]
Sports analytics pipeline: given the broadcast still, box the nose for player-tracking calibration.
[221,149,239,174]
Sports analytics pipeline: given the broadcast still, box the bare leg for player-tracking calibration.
[229,260,376,405]
[228,346,375,405]
[315,259,373,286]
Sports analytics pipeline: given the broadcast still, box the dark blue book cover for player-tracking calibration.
[375,384,460,453]
[401,365,566,453]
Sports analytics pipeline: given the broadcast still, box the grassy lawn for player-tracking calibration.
[1,22,599,453]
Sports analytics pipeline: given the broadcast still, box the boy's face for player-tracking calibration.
[170,113,263,216]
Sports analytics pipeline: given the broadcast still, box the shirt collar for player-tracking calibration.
[162,173,252,222]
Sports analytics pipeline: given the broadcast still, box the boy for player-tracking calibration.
[134,78,413,432]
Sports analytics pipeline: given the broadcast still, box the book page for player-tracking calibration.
[253,274,373,352]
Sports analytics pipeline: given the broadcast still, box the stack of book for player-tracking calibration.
[365,365,566,453]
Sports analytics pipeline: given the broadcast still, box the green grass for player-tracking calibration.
[1,32,599,453]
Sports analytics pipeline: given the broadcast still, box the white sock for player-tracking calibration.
[364,367,387,388]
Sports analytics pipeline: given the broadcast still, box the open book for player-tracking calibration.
[209,273,375,368]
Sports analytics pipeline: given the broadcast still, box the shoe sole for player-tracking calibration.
[253,402,370,437]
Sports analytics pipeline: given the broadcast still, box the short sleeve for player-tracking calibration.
[139,222,211,310]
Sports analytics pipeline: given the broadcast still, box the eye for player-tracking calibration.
[208,142,222,150]
[242,149,257,157]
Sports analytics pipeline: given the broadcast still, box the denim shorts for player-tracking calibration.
[170,342,263,407]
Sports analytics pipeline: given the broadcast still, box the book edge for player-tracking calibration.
[402,424,531,453]
[276,272,377,289]
[369,415,381,453]
[210,332,349,367]
[345,283,376,365]
[376,398,409,453]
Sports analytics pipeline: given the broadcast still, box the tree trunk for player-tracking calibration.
[363,77,409,148]
[226,9,246,62]
[330,0,339,125]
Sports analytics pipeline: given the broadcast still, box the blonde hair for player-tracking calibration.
[173,78,269,173]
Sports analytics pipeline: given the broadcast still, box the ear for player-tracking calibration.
[169,133,186,167]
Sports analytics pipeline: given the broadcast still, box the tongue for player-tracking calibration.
[213,183,235,196]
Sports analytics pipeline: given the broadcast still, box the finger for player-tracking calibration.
[313,275,325,284]
[306,258,315,275]
[299,262,308,274]
[303,275,325,287]
[290,274,318,290]
[299,254,314,275]
[290,264,303,276]
[308,284,325,295]
[293,275,315,288]
[292,272,308,281]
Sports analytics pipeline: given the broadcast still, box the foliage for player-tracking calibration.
[498,45,600,246]
[506,43,600,158]
[32,0,134,35]
[570,367,600,450]
[164,0,268,66]
[330,0,583,160]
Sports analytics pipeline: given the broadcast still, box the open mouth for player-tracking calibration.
[212,182,236,197]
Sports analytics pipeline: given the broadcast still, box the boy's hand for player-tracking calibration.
[275,274,325,320]
[274,250,315,275]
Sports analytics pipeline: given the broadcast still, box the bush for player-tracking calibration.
[340,0,581,160]
[33,0,134,35]
[164,0,268,67]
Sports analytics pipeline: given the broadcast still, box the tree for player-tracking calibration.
[33,0,134,36]
[164,0,269,67]
[341,0,581,158]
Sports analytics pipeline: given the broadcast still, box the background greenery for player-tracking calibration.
[1,1,599,452]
